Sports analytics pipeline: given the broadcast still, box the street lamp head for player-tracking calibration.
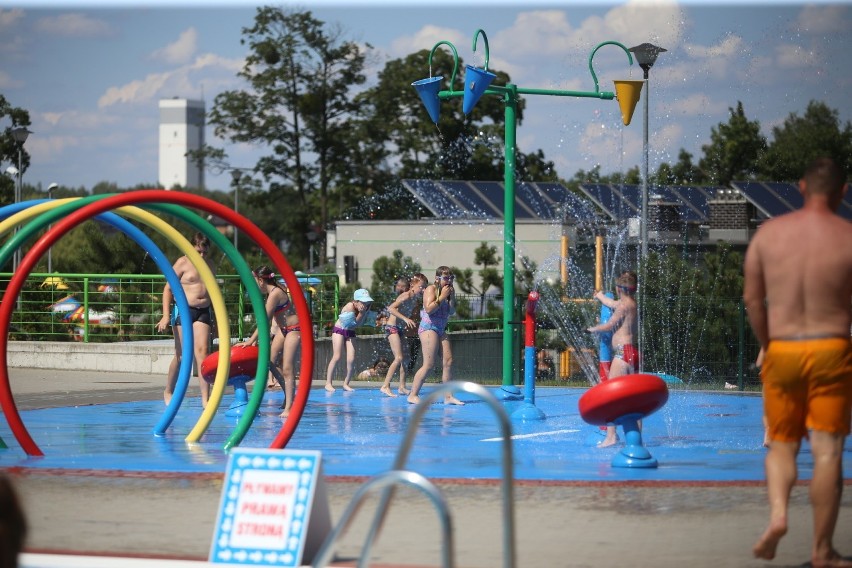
[230,169,242,183]
[5,166,19,177]
[628,43,667,73]
[48,182,59,193]
[11,127,33,145]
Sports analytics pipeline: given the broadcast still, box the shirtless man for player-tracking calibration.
[156,232,216,408]
[744,157,852,567]
[588,270,639,447]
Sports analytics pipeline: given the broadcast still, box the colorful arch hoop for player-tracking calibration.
[0,197,235,441]
[0,196,262,449]
[1,191,313,454]
[0,199,197,449]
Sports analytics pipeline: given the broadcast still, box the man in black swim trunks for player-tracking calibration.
[156,232,216,407]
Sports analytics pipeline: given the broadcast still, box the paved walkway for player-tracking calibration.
[4,368,851,567]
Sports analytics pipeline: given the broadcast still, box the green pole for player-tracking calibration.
[502,86,518,389]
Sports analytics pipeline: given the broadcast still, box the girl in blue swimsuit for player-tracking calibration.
[407,266,464,406]
[325,288,373,392]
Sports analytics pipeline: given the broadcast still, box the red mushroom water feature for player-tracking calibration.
[579,373,669,468]
[201,345,259,418]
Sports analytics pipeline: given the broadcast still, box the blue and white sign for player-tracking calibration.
[209,448,330,567]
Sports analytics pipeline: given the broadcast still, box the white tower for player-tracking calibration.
[158,98,205,189]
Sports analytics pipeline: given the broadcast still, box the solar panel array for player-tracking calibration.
[401,180,600,222]
[731,181,852,221]
[402,180,852,224]
[577,184,714,223]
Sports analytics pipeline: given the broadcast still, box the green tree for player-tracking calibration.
[199,7,371,266]
[369,250,422,304]
[0,95,32,207]
[758,100,852,181]
[654,149,706,185]
[699,101,766,185]
[357,48,527,182]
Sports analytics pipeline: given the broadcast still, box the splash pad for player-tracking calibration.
[4,379,850,482]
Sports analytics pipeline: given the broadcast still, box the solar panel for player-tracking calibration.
[614,185,641,211]
[764,182,804,210]
[669,185,712,222]
[732,181,793,218]
[579,184,635,220]
[533,182,601,221]
[403,179,468,219]
[439,181,500,218]
[839,195,852,220]
[516,182,556,218]
[475,181,506,216]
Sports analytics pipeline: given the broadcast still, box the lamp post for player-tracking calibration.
[230,169,241,250]
[628,43,665,374]
[10,127,32,272]
[47,182,58,273]
[413,30,638,396]
[627,43,666,260]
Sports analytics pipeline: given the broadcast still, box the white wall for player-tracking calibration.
[331,219,567,287]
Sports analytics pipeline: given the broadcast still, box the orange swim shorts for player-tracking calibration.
[761,337,852,443]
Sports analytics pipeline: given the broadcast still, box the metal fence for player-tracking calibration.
[1,271,759,389]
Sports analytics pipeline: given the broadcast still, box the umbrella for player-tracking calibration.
[294,271,322,285]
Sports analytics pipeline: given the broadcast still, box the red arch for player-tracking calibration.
[0,191,314,455]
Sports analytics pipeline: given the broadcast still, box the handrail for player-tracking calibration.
[311,470,454,568]
[359,382,516,568]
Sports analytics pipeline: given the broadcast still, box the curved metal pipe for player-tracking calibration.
[360,382,516,568]
[311,470,454,568]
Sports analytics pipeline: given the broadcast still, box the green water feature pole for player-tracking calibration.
[413,31,637,393]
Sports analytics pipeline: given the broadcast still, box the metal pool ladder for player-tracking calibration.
[311,381,517,568]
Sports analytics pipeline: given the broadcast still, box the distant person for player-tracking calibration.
[325,288,373,392]
[408,266,464,406]
[0,473,27,568]
[587,270,639,448]
[536,349,555,380]
[156,232,215,408]
[404,294,423,381]
[380,274,428,397]
[237,266,301,418]
[743,157,852,566]
[357,357,391,380]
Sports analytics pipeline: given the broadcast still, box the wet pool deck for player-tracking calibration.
[3,373,850,482]
[3,368,851,567]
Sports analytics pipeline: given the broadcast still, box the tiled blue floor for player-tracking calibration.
[2,387,850,482]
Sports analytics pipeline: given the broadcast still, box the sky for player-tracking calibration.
[1,0,851,192]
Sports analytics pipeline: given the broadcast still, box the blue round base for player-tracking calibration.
[612,451,658,468]
[494,385,523,401]
[511,403,546,422]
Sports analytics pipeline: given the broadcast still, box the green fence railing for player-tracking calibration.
[2,272,759,389]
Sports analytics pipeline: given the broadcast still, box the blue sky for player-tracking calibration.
[1,1,850,191]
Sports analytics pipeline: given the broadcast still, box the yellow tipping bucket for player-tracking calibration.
[613,80,644,126]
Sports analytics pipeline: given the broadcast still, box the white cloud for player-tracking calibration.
[796,4,850,34]
[774,43,818,69]
[40,109,120,130]
[388,25,466,60]
[0,69,23,89]
[0,8,24,27]
[662,93,728,118]
[150,27,198,65]
[98,53,243,107]
[34,12,114,38]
